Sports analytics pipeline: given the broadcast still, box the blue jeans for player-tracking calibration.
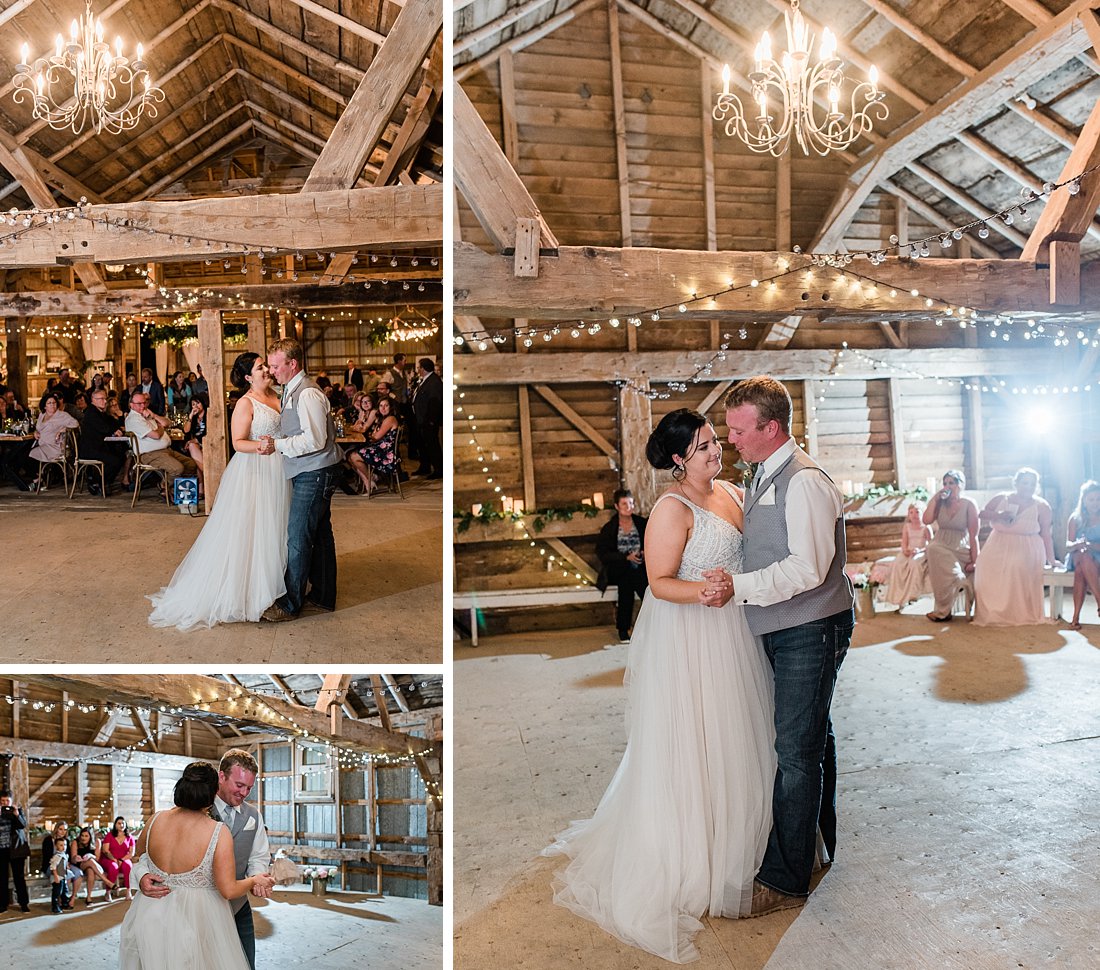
[234,899,256,970]
[757,607,853,896]
[276,464,340,615]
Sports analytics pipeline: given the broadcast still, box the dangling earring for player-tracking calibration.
[672,460,685,482]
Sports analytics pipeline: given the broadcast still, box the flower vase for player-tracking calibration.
[855,585,875,618]
[311,877,328,896]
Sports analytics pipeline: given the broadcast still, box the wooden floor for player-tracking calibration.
[455,598,1100,969]
[0,881,442,969]
[0,479,442,663]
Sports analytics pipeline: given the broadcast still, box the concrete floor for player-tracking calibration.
[0,881,442,968]
[455,596,1100,969]
[0,479,442,663]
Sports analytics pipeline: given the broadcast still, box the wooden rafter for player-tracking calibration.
[0,185,442,268]
[16,674,434,758]
[453,82,558,252]
[813,0,1100,253]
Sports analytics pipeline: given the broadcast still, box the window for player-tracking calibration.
[294,743,334,801]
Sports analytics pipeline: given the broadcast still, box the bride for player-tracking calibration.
[148,352,290,630]
[119,762,274,968]
[545,409,776,963]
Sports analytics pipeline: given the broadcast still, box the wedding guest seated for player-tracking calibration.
[138,367,166,415]
[3,389,26,419]
[973,467,1057,625]
[81,389,127,495]
[119,373,139,412]
[181,394,208,494]
[596,488,649,642]
[124,391,199,490]
[69,826,114,904]
[1066,480,1100,630]
[24,394,80,489]
[884,503,933,607]
[348,396,400,495]
[99,817,135,900]
[68,390,89,427]
[39,378,59,410]
[922,469,979,622]
[87,372,108,398]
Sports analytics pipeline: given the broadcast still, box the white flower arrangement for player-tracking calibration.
[301,865,335,881]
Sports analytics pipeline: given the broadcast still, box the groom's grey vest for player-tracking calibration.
[279,374,343,478]
[742,447,854,636]
[223,800,264,914]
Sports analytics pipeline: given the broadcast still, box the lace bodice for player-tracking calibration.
[655,481,744,580]
[144,813,222,890]
[246,398,282,441]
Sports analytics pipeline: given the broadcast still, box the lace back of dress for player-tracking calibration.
[145,814,221,890]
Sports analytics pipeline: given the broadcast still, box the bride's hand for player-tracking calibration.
[250,872,275,897]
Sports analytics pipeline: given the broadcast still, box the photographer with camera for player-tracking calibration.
[0,790,29,913]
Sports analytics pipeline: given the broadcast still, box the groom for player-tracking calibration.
[711,375,855,917]
[260,338,344,621]
[138,750,273,970]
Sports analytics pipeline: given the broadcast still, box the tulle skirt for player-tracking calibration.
[119,887,250,969]
[973,528,1047,625]
[147,451,291,631]
[544,594,776,963]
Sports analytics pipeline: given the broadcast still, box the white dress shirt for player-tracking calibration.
[736,438,844,608]
[124,408,169,453]
[274,371,331,458]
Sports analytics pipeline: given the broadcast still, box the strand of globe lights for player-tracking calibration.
[4,690,428,770]
[454,385,595,587]
[799,163,1100,267]
[0,199,440,275]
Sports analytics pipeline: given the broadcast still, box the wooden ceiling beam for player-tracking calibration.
[0,132,106,293]
[1021,68,1100,260]
[454,241,1100,317]
[80,67,242,182]
[221,34,347,107]
[814,0,1100,253]
[454,83,558,252]
[454,347,1062,385]
[302,0,442,193]
[210,0,363,81]
[315,675,353,714]
[247,102,328,153]
[15,674,434,757]
[455,0,560,55]
[281,0,389,47]
[370,675,393,731]
[380,674,412,713]
[904,161,1029,249]
[252,121,320,163]
[0,279,440,317]
[6,737,196,771]
[852,0,976,78]
[455,0,604,81]
[0,184,442,267]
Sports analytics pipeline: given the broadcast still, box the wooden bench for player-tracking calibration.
[454,586,616,646]
[1043,567,1075,620]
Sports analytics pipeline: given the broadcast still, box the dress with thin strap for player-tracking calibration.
[545,480,776,963]
[148,398,291,631]
[118,813,249,969]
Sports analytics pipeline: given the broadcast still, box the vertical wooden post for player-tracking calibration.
[701,68,717,252]
[776,153,792,251]
[962,329,984,487]
[198,309,227,512]
[801,380,819,457]
[608,0,632,248]
[518,386,537,512]
[61,692,69,743]
[10,755,29,820]
[619,382,656,513]
[6,323,27,412]
[245,255,267,353]
[75,763,87,821]
[895,196,909,247]
[887,378,908,488]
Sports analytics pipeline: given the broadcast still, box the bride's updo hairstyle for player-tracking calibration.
[230,351,262,391]
[174,762,219,811]
[646,409,707,478]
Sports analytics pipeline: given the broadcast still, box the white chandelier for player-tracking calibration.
[12,1,165,136]
[712,0,887,157]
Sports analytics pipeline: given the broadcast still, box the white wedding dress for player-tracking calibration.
[119,815,249,969]
[148,399,291,631]
[545,481,777,963]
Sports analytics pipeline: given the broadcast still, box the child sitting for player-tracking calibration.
[885,503,933,607]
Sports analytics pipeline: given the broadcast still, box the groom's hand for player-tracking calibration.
[138,873,170,898]
[257,435,275,455]
[250,873,275,897]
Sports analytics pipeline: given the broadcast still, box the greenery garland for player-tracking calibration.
[143,315,250,348]
[454,501,605,534]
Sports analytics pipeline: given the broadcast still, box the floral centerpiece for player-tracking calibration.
[302,865,336,895]
[846,566,881,617]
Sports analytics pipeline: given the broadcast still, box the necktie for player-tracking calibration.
[751,466,764,495]
[223,806,235,830]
